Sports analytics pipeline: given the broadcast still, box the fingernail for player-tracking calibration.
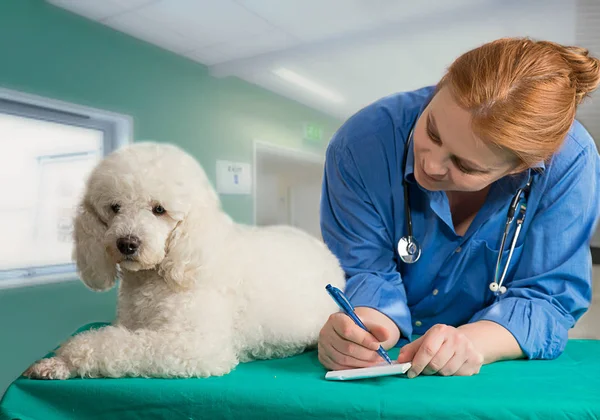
[407,370,416,379]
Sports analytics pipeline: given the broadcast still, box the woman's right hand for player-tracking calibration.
[318,307,398,370]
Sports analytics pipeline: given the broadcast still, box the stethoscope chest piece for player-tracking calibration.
[398,235,421,263]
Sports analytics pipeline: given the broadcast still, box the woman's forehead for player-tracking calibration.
[428,88,512,170]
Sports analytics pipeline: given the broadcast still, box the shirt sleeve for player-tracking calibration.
[469,145,600,359]
[320,142,413,342]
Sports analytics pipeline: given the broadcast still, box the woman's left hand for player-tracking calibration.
[396,324,484,378]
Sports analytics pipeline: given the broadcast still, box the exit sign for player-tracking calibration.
[304,123,323,143]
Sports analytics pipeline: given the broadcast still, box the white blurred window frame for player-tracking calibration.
[575,0,600,255]
[0,87,133,290]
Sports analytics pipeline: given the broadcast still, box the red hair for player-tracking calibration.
[439,37,600,168]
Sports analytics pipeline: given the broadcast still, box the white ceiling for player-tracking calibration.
[47,0,579,120]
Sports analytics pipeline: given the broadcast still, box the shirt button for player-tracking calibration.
[432,289,439,296]
[455,246,462,253]
[415,320,422,327]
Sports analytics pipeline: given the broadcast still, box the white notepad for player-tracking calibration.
[325,362,412,381]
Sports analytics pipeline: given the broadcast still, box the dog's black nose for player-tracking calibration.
[117,236,140,256]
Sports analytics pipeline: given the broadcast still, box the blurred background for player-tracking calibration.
[0,0,598,396]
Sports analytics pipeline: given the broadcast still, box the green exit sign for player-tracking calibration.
[304,123,323,143]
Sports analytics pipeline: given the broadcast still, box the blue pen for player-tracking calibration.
[325,284,393,365]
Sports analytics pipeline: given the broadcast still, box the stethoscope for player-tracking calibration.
[398,126,532,295]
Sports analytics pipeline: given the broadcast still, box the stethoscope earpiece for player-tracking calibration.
[488,282,507,294]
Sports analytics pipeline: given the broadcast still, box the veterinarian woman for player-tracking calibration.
[317,37,600,378]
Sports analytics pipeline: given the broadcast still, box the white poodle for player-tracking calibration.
[24,142,345,380]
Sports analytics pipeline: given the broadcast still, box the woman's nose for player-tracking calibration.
[423,157,448,180]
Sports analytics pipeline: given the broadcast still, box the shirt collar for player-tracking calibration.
[403,97,429,185]
[404,136,417,184]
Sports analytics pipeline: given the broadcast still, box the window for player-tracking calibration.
[575,0,600,248]
[0,89,131,288]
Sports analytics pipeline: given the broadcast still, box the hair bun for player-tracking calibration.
[556,44,600,104]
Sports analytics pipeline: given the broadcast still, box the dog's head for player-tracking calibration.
[72,142,220,291]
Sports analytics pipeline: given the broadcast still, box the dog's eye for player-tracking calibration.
[110,204,120,214]
[152,205,166,216]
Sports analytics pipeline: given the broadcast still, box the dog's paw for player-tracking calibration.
[23,357,73,380]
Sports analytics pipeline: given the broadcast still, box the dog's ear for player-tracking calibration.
[72,200,117,291]
[158,210,203,290]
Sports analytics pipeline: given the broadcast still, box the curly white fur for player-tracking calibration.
[24,142,345,380]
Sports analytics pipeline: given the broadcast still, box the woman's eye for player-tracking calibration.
[426,125,442,145]
[454,159,475,175]
[110,204,120,214]
[152,205,166,215]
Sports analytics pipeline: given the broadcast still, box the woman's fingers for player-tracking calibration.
[320,340,380,369]
[422,338,455,375]
[400,325,485,378]
[437,352,469,376]
[453,356,484,376]
[328,329,382,363]
[406,324,447,378]
[452,339,484,376]
[397,336,423,363]
[331,313,381,351]
[318,343,355,371]
[318,313,385,370]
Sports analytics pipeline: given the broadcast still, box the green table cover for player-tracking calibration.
[1,322,599,419]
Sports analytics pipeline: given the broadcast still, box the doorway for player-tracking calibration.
[254,142,325,240]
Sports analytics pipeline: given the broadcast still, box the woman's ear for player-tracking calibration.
[72,200,117,291]
[158,210,203,291]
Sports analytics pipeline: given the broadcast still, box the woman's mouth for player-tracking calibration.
[419,162,444,184]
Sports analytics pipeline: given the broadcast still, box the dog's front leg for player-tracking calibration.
[24,324,238,379]
[24,325,133,380]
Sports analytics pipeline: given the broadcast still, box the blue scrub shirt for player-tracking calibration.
[320,85,600,359]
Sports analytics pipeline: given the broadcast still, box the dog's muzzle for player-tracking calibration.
[117,236,141,256]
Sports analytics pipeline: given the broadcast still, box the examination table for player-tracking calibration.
[1,322,599,419]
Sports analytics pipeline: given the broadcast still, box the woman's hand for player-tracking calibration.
[397,324,484,378]
[318,307,399,370]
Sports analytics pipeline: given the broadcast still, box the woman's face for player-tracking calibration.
[412,86,518,192]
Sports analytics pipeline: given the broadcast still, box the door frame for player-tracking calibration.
[252,140,325,226]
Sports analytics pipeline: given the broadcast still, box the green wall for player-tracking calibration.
[0,0,342,396]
